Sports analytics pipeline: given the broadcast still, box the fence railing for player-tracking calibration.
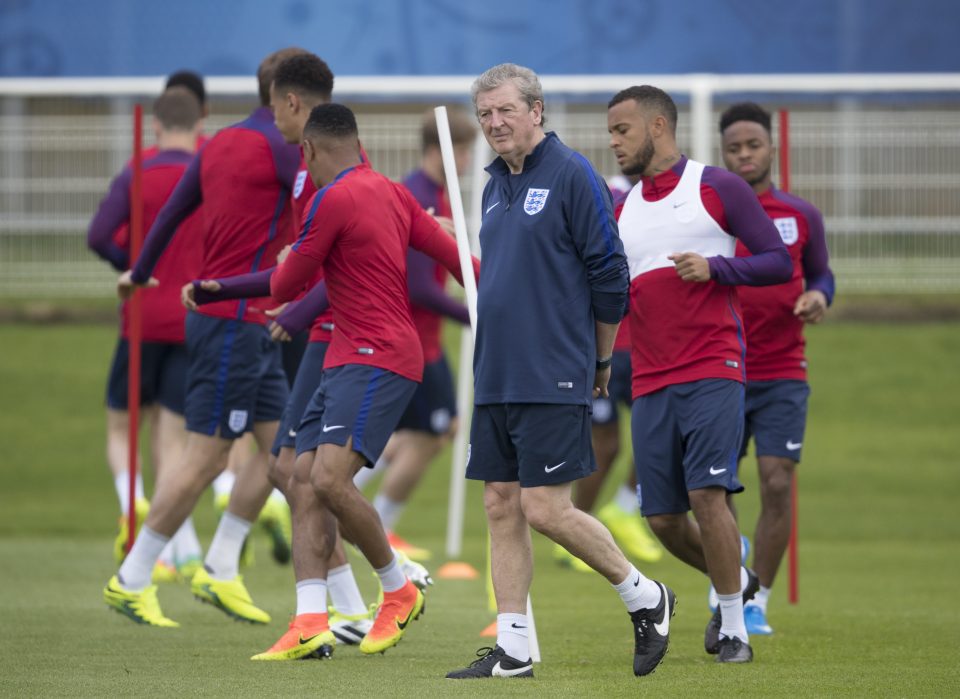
[2,74,959,296]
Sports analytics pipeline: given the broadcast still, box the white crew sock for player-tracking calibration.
[718,592,749,643]
[171,516,203,564]
[117,525,169,591]
[295,578,327,616]
[373,493,404,531]
[375,554,406,593]
[204,511,252,580]
[751,585,771,613]
[114,472,145,513]
[268,488,285,505]
[211,471,235,499]
[614,564,661,612]
[614,483,638,514]
[353,456,388,490]
[328,564,368,616]
[496,613,530,661]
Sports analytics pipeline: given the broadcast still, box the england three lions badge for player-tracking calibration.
[523,188,549,215]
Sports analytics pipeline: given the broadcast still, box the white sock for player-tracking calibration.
[614,484,638,513]
[373,493,404,531]
[614,564,661,612]
[496,613,530,661]
[172,516,203,564]
[117,525,168,591]
[204,511,252,580]
[718,592,749,643]
[158,541,175,566]
[375,554,406,593]
[353,456,387,490]
[268,488,286,505]
[752,585,771,613]
[114,472,145,513]
[212,471,235,499]
[740,565,749,591]
[328,564,368,616]
[295,578,327,616]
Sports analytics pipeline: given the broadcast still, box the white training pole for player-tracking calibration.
[435,106,540,663]
[436,107,476,559]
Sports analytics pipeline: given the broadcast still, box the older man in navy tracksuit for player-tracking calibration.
[445,63,677,681]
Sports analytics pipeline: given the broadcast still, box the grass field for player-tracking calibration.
[1,320,959,697]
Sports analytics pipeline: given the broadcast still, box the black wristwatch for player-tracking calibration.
[596,355,613,371]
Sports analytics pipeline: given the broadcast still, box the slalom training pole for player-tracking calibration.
[779,108,800,605]
[434,106,540,661]
[126,103,144,555]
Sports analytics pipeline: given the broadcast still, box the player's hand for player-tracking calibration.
[117,270,158,300]
[794,290,827,324]
[668,252,711,282]
[593,366,611,399]
[181,280,221,311]
[434,215,456,237]
[265,304,291,341]
[277,244,293,265]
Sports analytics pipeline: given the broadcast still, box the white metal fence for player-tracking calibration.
[1,74,959,297]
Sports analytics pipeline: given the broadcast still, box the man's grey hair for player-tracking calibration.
[471,63,546,126]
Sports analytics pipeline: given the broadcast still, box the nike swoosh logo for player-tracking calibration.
[492,660,531,677]
[299,633,322,645]
[709,466,727,475]
[633,576,640,587]
[485,201,501,214]
[288,429,297,438]
[653,583,671,636]
[396,599,419,630]
[322,424,346,433]
[544,461,566,473]
[672,201,686,208]
[511,622,527,629]
[786,440,802,450]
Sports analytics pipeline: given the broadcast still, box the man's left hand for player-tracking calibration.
[794,290,828,324]
[593,366,611,399]
[668,252,711,282]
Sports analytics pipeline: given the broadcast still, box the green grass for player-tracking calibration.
[0,321,959,696]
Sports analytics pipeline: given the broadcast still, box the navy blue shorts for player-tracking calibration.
[295,364,417,467]
[739,379,810,462]
[105,339,188,414]
[272,341,328,456]
[591,350,632,426]
[631,379,745,516]
[184,312,289,439]
[395,354,457,435]
[467,403,597,488]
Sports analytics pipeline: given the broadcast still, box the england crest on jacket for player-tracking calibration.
[523,188,549,215]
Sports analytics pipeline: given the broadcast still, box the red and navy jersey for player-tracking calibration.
[736,187,835,381]
[619,157,791,397]
[131,107,300,325]
[88,150,204,343]
[271,163,478,383]
[402,168,455,363]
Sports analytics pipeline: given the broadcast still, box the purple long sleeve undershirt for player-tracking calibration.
[699,164,792,286]
[87,167,132,271]
[131,155,203,283]
[406,249,470,324]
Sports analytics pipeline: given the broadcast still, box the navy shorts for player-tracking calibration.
[395,354,457,435]
[591,350,632,426]
[467,403,597,488]
[631,378,745,516]
[295,364,417,467]
[184,312,289,439]
[272,341,328,456]
[105,339,188,414]
[740,379,810,462]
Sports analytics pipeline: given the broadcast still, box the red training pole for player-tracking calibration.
[779,108,799,605]
[126,104,144,555]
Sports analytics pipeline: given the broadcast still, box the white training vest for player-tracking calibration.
[618,159,735,281]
